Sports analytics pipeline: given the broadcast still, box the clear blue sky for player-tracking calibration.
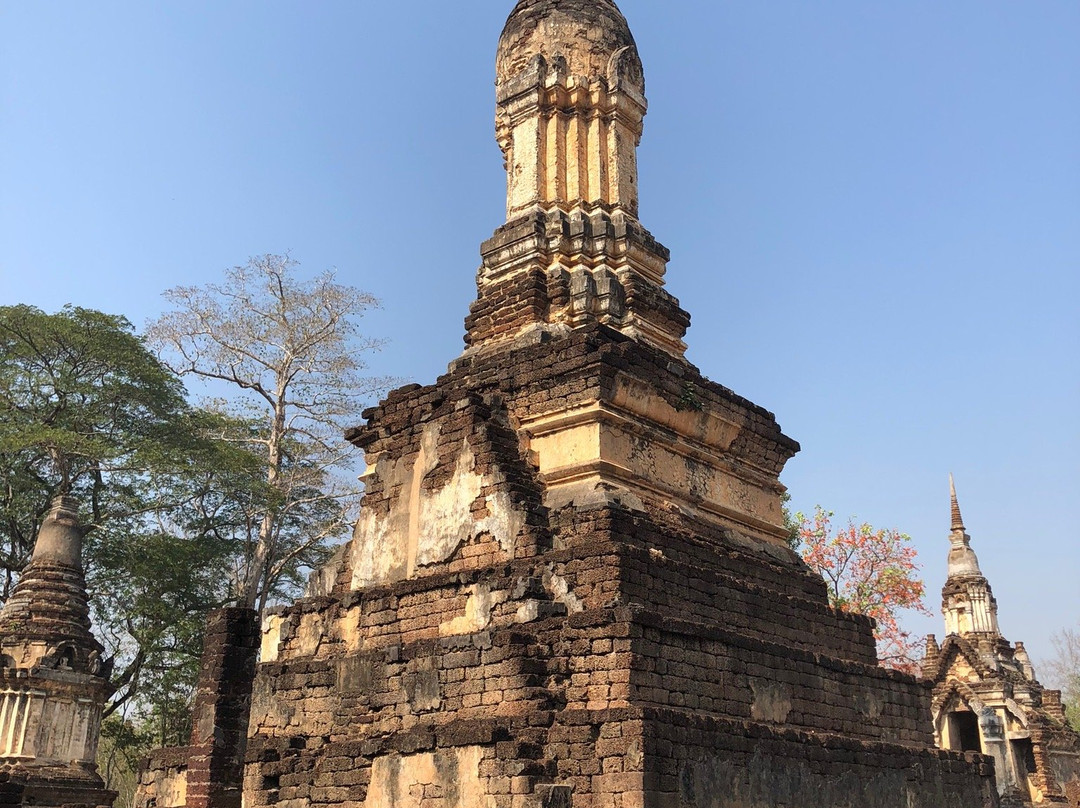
[2,2,1077,673]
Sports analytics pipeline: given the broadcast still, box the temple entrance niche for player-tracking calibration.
[948,710,982,753]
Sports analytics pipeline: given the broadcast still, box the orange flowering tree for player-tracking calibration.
[796,506,931,674]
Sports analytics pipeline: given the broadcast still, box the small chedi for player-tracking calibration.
[923,478,1080,806]
[0,496,115,808]
[138,1,1001,806]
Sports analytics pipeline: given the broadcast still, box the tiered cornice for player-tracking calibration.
[0,497,103,672]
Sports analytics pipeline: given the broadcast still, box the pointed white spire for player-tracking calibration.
[942,475,1000,637]
[949,473,965,532]
[946,476,981,576]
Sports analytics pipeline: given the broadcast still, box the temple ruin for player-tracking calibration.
[0,497,115,808]
[923,477,1080,806]
[135,1,1007,806]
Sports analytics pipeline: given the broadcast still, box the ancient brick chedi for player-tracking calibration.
[143,1,1001,806]
[0,497,115,808]
[923,478,1080,806]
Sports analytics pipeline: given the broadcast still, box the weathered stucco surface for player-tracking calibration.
[364,747,495,808]
[523,375,787,544]
[439,584,507,637]
[350,422,525,590]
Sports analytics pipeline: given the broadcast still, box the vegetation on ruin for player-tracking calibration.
[793,506,931,673]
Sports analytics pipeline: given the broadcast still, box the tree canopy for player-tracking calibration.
[1,280,390,798]
[0,304,256,735]
[0,305,188,581]
[794,505,931,673]
[147,254,392,609]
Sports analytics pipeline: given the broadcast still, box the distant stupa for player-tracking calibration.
[923,477,1080,806]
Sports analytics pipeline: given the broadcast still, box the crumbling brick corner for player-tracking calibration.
[134,608,260,808]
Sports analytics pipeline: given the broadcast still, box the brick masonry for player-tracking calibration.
[237,324,999,808]
[135,609,260,808]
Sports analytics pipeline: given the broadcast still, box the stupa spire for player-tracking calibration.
[465,0,690,358]
[949,473,965,532]
[0,496,113,806]
[941,476,1000,637]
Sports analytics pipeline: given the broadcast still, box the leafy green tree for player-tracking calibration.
[0,304,249,727]
[1,291,389,795]
[0,305,187,587]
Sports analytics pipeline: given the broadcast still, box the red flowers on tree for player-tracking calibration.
[796,506,931,674]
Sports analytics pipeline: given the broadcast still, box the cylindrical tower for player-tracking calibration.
[496,0,646,217]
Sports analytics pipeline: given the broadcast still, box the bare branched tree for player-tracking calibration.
[1043,623,1080,730]
[147,254,394,610]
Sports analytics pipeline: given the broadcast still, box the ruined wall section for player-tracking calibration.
[645,711,999,808]
[245,506,997,807]
[134,609,259,808]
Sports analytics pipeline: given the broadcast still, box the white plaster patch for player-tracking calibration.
[363,746,495,808]
[340,606,364,653]
[296,612,329,657]
[260,613,284,663]
[544,567,583,614]
[439,584,507,637]
[416,439,484,567]
[350,421,526,590]
[349,450,414,590]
